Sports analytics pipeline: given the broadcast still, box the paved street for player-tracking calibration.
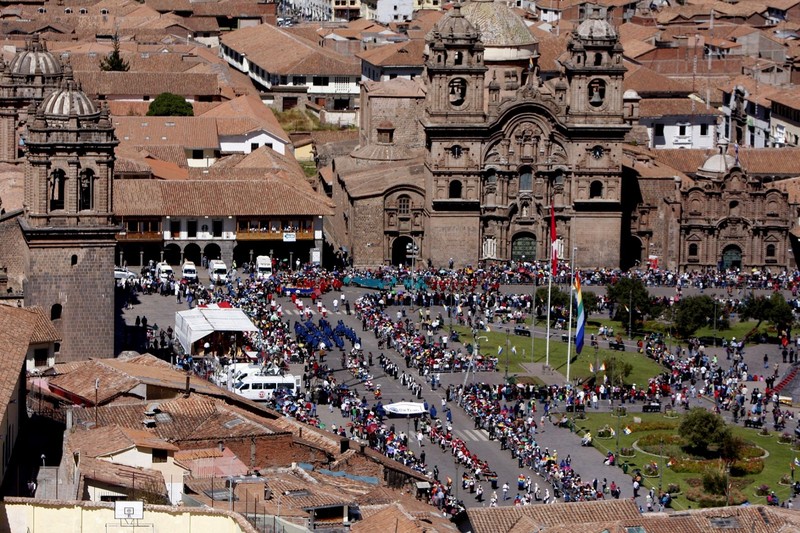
[118,278,797,511]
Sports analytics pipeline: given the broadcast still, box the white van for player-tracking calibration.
[255,255,273,280]
[155,262,174,281]
[182,261,198,282]
[208,259,228,283]
[233,373,300,402]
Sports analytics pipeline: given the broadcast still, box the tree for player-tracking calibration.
[740,291,795,335]
[767,291,795,336]
[605,278,656,331]
[602,356,632,385]
[673,295,715,338]
[99,33,129,72]
[679,408,729,455]
[718,431,746,467]
[583,290,600,318]
[146,93,194,117]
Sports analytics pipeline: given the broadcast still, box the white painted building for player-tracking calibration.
[638,98,720,149]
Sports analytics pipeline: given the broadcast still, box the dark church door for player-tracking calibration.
[511,234,536,262]
[721,245,742,270]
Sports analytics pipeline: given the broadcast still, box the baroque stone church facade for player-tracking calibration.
[330,3,637,268]
[328,2,800,271]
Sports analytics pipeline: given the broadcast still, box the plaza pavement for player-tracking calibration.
[118,279,799,511]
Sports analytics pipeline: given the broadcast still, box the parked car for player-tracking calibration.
[114,267,136,280]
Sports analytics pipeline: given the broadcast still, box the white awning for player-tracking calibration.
[175,305,258,353]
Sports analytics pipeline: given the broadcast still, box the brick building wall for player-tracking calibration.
[24,238,116,361]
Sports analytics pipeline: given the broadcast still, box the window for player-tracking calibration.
[679,124,687,136]
[212,220,223,238]
[594,52,602,66]
[451,145,462,159]
[191,149,204,160]
[688,243,698,256]
[71,255,78,266]
[449,78,467,107]
[78,170,94,211]
[449,180,462,199]
[377,124,394,144]
[454,51,463,65]
[293,76,306,85]
[50,304,62,321]
[152,449,168,463]
[398,195,410,215]
[700,123,709,136]
[250,142,259,151]
[187,220,198,238]
[170,220,180,237]
[588,79,606,107]
[34,348,48,367]
[49,169,66,211]
[655,124,665,137]
[312,76,329,86]
[767,244,776,257]
[589,180,603,199]
[519,167,532,191]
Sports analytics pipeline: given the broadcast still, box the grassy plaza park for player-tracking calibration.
[449,311,799,509]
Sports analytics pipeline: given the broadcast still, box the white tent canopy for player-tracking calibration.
[175,305,258,353]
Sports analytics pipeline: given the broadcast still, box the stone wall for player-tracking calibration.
[428,214,480,268]
[178,434,330,471]
[0,217,27,289]
[25,238,116,361]
[351,196,385,267]
[573,213,622,268]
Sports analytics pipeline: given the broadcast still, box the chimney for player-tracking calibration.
[184,375,190,397]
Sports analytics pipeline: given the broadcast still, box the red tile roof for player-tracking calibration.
[199,94,289,143]
[112,117,219,149]
[76,70,221,98]
[69,425,178,457]
[220,24,359,77]
[651,147,800,176]
[639,97,722,118]
[114,178,333,217]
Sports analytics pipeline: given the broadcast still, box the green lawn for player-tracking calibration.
[452,324,665,385]
[563,411,797,509]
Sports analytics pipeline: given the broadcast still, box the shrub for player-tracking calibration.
[778,432,793,443]
[740,444,765,459]
[702,469,727,495]
[730,458,765,476]
[686,487,747,507]
[759,426,770,436]
[781,474,792,485]
[643,461,659,476]
[614,407,627,417]
[597,425,615,438]
[668,457,708,474]
[619,447,635,457]
[756,484,771,496]
[666,483,681,494]
[685,478,702,488]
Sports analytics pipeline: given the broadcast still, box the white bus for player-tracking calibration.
[233,373,300,402]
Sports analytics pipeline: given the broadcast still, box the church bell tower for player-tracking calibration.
[20,68,119,362]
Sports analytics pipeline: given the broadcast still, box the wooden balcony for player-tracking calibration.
[117,231,162,242]
[236,229,314,241]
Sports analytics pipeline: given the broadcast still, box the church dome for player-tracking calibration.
[8,35,62,77]
[459,0,536,48]
[576,16,617,40]
[40,78,97,117]
[430,3,479,40]
[699,153,736,174]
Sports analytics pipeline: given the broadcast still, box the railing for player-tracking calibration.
[236,230,314,241]
[117,231,162,241]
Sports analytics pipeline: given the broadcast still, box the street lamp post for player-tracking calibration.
[713,298,718,346]
[628,288,633,340]
[406,241,419,272]
[505,328,510,382]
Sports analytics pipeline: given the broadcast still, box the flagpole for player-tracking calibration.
[566,247,576,384]
[545,274,552,369]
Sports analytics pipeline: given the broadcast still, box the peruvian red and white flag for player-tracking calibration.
[550,201,558,275]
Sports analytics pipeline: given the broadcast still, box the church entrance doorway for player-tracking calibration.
[721,245,742,270]
[392,236,414,267]
[621,236,643,271]
[511,233,536,262]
